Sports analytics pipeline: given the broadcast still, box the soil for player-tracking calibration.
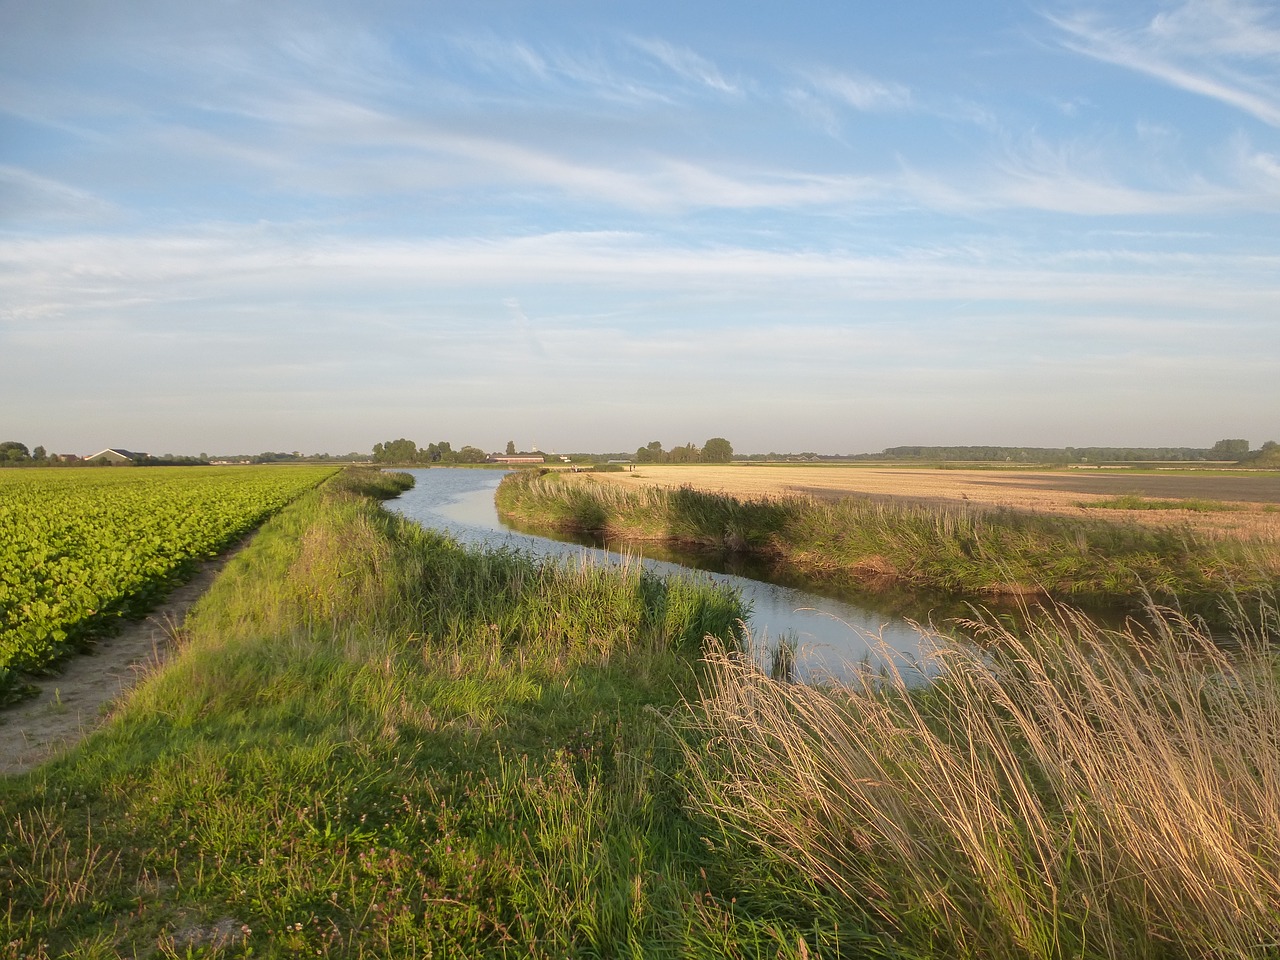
[0,539,250,777]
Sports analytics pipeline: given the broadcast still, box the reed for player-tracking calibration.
[497,471,1277,619]
[682,599,1280,959]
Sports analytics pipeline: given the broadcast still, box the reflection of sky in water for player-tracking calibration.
[383,468,944,683]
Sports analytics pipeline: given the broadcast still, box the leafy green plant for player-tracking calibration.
[0,464,339,699]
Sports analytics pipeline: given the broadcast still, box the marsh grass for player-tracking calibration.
[497,472,1277,620]
[683,600,1280,959]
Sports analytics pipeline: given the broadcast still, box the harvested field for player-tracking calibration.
[582,464,1280,542]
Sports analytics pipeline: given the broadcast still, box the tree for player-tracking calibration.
[1210,439,1250,459]
[702,437,733,462]
[636,441,663,463]
[373,438,419,463]
[1,441,30,463]
[668,442,700,463]
[456,445,488,463]
[506,440,517,456]
[32,445,47,461]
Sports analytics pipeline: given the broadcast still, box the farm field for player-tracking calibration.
[499,466,1280,621]
[3,469,1279,958]
[583,463,1280,542]
[0,465,338,699]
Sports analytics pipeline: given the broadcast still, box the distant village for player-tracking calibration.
[0,442,570,468]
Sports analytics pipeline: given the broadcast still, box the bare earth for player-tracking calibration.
[0,540,249,777]
[584,464,1280,542]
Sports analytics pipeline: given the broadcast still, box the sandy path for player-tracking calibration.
[0,539,249,777]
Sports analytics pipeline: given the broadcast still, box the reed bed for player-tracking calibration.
[682,600,1280,959]
[498,471,1276,620]
[587,464,1280,544]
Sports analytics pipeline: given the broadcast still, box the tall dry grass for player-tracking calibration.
[683,601,1280,959]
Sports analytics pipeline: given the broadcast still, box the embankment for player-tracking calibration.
[496,470,1278,621]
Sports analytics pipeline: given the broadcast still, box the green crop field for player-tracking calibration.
[0,465,338,698]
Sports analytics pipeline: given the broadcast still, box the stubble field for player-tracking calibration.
[584,464,1280,542]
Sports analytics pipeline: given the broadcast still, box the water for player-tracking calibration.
[382,468,950,683]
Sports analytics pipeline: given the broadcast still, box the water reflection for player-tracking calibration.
[382,468,952,683]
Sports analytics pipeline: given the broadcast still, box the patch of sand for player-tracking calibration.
[0,540,250,777]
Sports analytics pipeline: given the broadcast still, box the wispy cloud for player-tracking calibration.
[503,297,548,358]
[986,135,1242,215]
[1049,0,1280,125]
[804,68,912,112]
[0,165,116,221]
[627,37,738,94]
[5,227,1278,325]
[446,33,677,106]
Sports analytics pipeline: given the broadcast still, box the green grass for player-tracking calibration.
[1085,494,1238,512]
[497,472,1278,623]
[1,468,898,959]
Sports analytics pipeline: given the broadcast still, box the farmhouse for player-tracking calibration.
[490,455,546,464]
[85,448,147,465]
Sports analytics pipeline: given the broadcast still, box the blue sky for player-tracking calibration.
[2,0,1278,456]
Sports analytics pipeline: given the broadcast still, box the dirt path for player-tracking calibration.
[0,539,250,777]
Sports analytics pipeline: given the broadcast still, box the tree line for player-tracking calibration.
[371,438,490,465]
[633,438,733,464]
[867,439,1267,463]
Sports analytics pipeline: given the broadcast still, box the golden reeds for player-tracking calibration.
[684,602,1280,958]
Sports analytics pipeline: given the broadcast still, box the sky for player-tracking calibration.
[2,0,1278,457]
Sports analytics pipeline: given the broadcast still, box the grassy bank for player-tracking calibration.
[2,468,893,958]
[495,471,1278,620]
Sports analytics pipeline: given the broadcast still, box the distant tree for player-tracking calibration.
[426,441,453,463]
[702,437,733,463]
[456,445,488,463]
[636,441,663,463]
[373,438,420,463]
[506,440,517,456]
[1,441,30,463]
[1211,439,1250,459]
[668,442,700,463]
[32,445,47,461]
[1239,440,1280,465]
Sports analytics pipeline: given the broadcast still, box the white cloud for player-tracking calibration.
[628,37,738,94]
[5,227,1279,330]
[804,68,912,112]
[1049,0,1280,125]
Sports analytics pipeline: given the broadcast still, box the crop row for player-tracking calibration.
[0,465,338,697]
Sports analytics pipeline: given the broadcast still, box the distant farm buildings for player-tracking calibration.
[85,448,147,465]
[489,455,546,464]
